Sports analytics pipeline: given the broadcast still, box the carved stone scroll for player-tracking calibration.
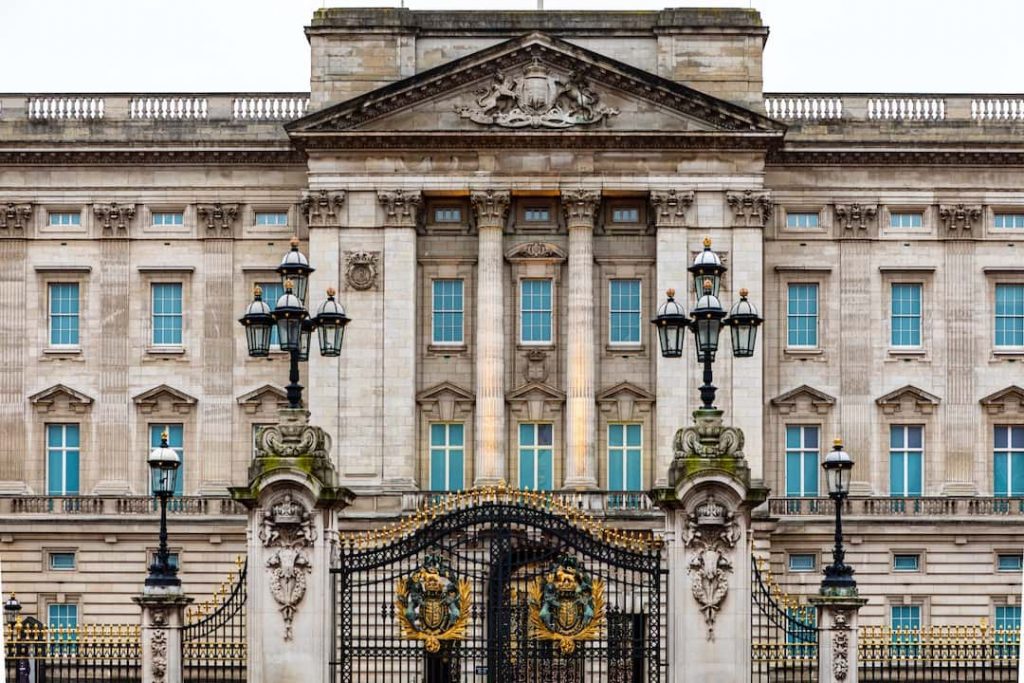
[302,189,346,227]
[683,494,740,640]
[674,409,745,460]
[561,189,601,229]
[258,493,317,641]
[726,190,772,227]
[832,611,851,681]
[470,190,511,230]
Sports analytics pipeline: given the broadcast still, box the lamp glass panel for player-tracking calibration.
[245,321,272,357]
[297,323,313,362]
[318,322,344,357]
[657,323,684,358]
[731,322,757,358]
[692,272,722,301]
[277,317,302,352]
[694,317,722,362]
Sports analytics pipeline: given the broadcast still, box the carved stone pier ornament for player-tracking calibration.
[674,409,745,460]
[344,251,380,291]
[725,190,772,227]
[834,203,877,231]
[94,202,136,234]
[258,492,317,641]
[682,494,740,640]
[650,190,694,228]
[253,409,332,460]
[301,189,346,227]
[938,203,982,231]
[196,202,239,235]
[458,60,618,129]
[378,189,423,229]
[561,189,601,228]
[470,189,511,229]
[0,202,32,233]
[832,610,851,681]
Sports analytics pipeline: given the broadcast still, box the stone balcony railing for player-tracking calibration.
[769,496,1024,518]
[764,93,1024,123]
[0,495,247,516]
[400,490,656,515]
[0,93,310,122]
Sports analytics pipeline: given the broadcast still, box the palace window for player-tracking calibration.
[893,554,921,572]
[786,284,819,348]
[431,279,464,345]
[47,603,78,629]
[996,605,1021,655]
[523,207,551,222]
[151,283,183,346]
[149,424,184,496]
[891,284,922,347]
[433,207,462,223]
[257,282,283,348]
[994,425,1024,497]
[48,211,80,226]
[788,554,816,572]
[429,423,465,491]
[608,423,642,491]
[997,554,1023,572]
[520,279,553,344]
[48,283,80,347]
[995,284,1024,348]
[996,605,1021,631]
[46,424,80,496]
[612,207,640,223]
[785,425,819,497]
[48,552,76,571]
[890,212,924,228]
[255,211,288,226]
[890,425,923,497]
[151,212,184,226]
[786,212,819,228]
[519,423,553,491]
[890,605,922,651]
[995,213,1024,229]
[609,279,642,345]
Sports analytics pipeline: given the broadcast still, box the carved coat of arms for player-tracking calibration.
[395,555,472,653]
[259,493,317,641]
[458,60,618,129]
[528,556,605,654]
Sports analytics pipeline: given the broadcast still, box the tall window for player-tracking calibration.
[890,212,923,228]
[995,284,1024,348]
[431,279,464,344]
[520,279,553,344]
[519,423,553,491]
[890,605,921,651]
[47,603,78,653]
[608,424,642,491]
[151,283,183,346]
[609,279,642,345]
[46,424,80,496]
[995,214,1024,229]
[151,212,184,226]
[255,211,288,226]
[785,425,819,497]
[787,284,819,348]
[890,425,923,497]
[429,423,464,491]
[48,283,80,347]
[258,282,283,347]
[891,284,922,347]
[994,426,1024,497]
[996,605,1021,655]
[786,212,819,228]
[150,424,184,496]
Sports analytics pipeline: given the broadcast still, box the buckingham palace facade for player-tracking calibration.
[1,6,1023,634]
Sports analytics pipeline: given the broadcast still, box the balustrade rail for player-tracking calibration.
[400,489,655,514]
[769,496,1024,517]
[859,623,1019,681]
[3,621,141,682]
[0,495,247,516]
[1,93,310,122]
[765,93,1024,123]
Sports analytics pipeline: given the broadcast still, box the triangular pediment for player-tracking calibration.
[507,381,566,402]
[597,381,655,422]
[597,381,656,403]
[237,384,288,415]
[770,385,836,415]
[876,385,941,416]
[417,381,475,403]
[980,385,1024,415]
[287,32,783,145]
[133,384,198,414]
[29,384,94,413]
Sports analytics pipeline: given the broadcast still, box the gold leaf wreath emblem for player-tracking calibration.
[395,576,472,653]
[527,575,605,654]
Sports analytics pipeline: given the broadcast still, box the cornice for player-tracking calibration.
[0,148,306,166]
[768,147,1024,167]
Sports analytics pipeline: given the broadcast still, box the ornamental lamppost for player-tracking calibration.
[238,237,350,409]
[821,438,857,594]
[652,237,764,407]
[146,431,181,588]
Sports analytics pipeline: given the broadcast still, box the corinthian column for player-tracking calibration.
[471,190,510,486]
[562,189,601,490]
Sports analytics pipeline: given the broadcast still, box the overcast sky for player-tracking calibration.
[0,0,1018,93]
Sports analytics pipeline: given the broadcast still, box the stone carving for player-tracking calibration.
[301,189,346,227]
[650,190,694,228]
[93,202,136,234]
[509,241,564,260]
[683,494,740,640]
[834,203,877,231]
[458,60,618,129]
[344,251,380,291]
[726,190,773,227]
[395,554,472,653]
[528,556,606,654]
[196,202,239,235]
[938,203,982,231]
[378,190,422,228]
[0,203,32,233]
[259,493,317,641]
[254,414,332,460]
[525,349,549,383]
[151,629,168,682]
[674,410,745,460]
[470,190,511,229]
[561,189,601,228]
[832,611,851,681]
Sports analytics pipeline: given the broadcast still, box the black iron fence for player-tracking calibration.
[3,621,141,682]
[751,556,818,682]
[859,623,1020,681]
[181,556,247,682]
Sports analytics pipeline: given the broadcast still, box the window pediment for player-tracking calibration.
[133,384,197,415]
[507,381,565,421]
[770,385,836,416]
[980,386,1024,416]
[876,385,941,416]
[236,384,288,415]
[417,382,475,422]
[29,384,94,414]
[597,381,655,421]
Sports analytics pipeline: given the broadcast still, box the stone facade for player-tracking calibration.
[0,6,1023,633]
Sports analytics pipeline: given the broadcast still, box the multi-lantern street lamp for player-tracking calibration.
[821,438,857,593]
[145,430,181,588]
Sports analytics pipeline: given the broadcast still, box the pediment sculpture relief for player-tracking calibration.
[458,60,618,129]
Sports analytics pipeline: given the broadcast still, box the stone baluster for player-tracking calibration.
[471,190,510,486]
[562,189,601,489]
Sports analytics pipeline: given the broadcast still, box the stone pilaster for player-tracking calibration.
[839,241,873,494]
[561,189,600,489]
[94,237,131,494]
[378,190,421,489]
[471,190,510,486]
[942,240,977,494]
[651,189,694,488]
[0,239,27,492]
[135,592,191,683]
[810,595,868,683]
[199,238,234,493]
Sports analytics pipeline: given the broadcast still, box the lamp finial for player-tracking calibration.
[284,279,295,292]
[703,236,712,248]
[326,286,336,297]
[833,437,843,448]
[290,236,299,248]
[666,288,675,298]
[702,278,713,293]
[253,284,262,298]
[739,287,749,298]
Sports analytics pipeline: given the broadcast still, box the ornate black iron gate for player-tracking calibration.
[182,557,247,682]
[332,489,665,682]
[750,556,818,682]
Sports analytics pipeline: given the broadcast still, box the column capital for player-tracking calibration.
[196,202,240,237]
[302,189,346,228]
[560,189,601,229]
[470,189,511,230]
[377,189,422,228]
[650,189,695,228]
[0,202,32,234]
[725,189,773,227]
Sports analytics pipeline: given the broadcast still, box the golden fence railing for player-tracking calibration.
[859,621,1020,681]
[3,621,141,682]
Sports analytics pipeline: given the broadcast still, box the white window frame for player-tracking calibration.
[607,422,643,490]
[785,424,820,497]
[254,211,289,227]
[994,213,1024,230]
[519,278,554,345]
[431,279,465,346]
[46,423,80,496]
[519,422,554,491]
[890,212,924,229]
[608,279,643,347]
[429,422,465,491]
[890,283,923,349]
[889,424,924,496]
[786,212,820,229]
[48,211,81,227]
[151,211,184,226]
[995,283,1024,350]
[150,282,184,347]
[786,283,820,350]
[48,551,77,571]
[47,282,81,349]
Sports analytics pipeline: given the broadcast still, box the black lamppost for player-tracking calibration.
[651,237,764,407]
[821,438,856,594]
[4,593,29,683]
[238,237,350,409]
[146,431,181,588]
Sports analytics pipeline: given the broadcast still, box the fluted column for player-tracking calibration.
[562,189,600,490]
[199,237,234,493]
[0,239,27,492]
[471,190,510,486]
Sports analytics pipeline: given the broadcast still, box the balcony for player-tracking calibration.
[399,490,656,516]
[768,496,1024,518]
[0,495,247,516]
[764,93,1024,123]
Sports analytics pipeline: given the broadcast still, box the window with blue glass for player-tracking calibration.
[787,284,819,348]
[994,426,1024,497]
[152,212,184,226]
[611,207,639,223]
[47,603,78,653]
[608,424,642,491]
[520,279,553,344]
[786,212,819,228]
[258,282,283,347]
[429,423,464,491]
[46,424,80,496]
[48,211,80,226]
[150,424,184,496]
[893,554,921,572]
[151,283,183,346]
[785,425,819,497]
[890,212,923,228]
[995,214,1024,229]
[524,207,551,222]
[433,207,462,223]
[609,279,642,345]
[788,554,816,572]
[519,423,553,491]
[995,284,1024,348]
[996,605,1021,656]
[998,554,1023,572]
[48,552,76,571]
[255,211,288,226]
[891,284,922,347]
[48,283,80,347]
[890,425,924,497]
[891,605,921,651]
[785,607,817,658]
[432,279,464,344]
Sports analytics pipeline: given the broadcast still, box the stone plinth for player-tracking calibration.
[134,589,192,683]
[810,595,868,683]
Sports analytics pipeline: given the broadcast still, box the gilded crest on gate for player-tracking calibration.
[528,556,605,654]
[395,555,472,653]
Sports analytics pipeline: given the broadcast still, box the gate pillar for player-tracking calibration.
[135,592,191,683]
[652,407,768,683]
[810,595,868,683]
[230,407,354,683]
